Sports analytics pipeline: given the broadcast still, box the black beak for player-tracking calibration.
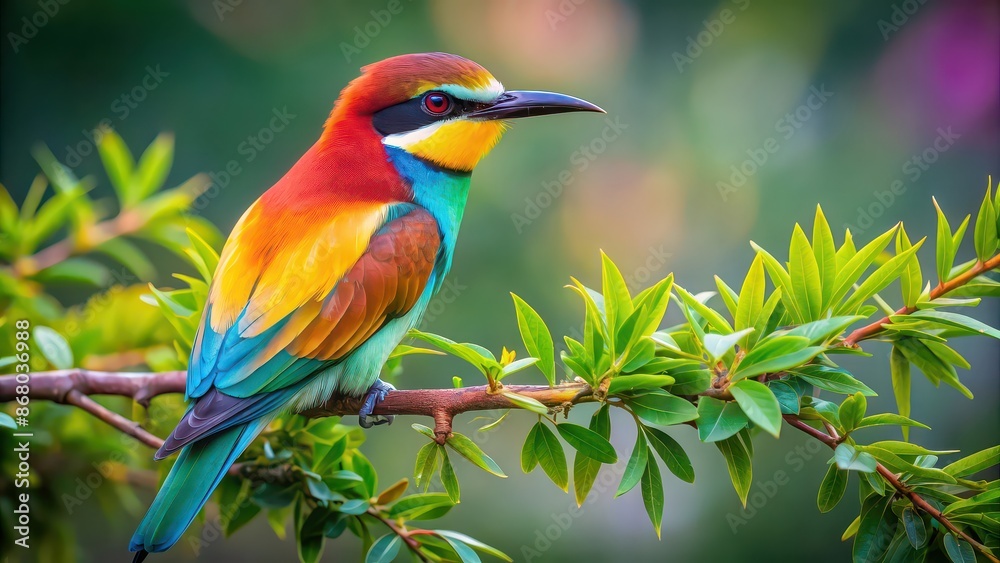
[467,90,605,120]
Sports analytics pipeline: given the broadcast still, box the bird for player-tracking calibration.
[129,52,604,561]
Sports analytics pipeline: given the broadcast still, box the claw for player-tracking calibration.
[359,379,396,428]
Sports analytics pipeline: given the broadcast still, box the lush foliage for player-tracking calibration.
[2,135,999,563]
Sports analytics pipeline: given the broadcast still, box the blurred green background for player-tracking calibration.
[1,0,997,561]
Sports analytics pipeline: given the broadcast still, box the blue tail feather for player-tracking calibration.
[130,419,265,554]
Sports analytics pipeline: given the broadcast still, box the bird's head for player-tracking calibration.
[326,52,604,173]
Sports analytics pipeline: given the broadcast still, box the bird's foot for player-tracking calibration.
[359,379,395,428]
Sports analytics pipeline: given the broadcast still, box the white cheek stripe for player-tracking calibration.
[382,120,447,149]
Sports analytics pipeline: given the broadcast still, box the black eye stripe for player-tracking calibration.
[372,92,481,136]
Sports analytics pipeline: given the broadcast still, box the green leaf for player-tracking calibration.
[830,226,897,307]
[697,396,748,442]
[643,426,695,483]
[751,242,804,323]
[601,251,633,341]
[574,405,611,505]
[895,338,972,399]
[534,422,568,491]
[298,526,325,563]
[502,391,549,415]
[627,390,699,426]
[854,414,929,431]
[97,129,136,205]
[446,432,506,478]
[409,331,501,377]
[557,423,617,464]
[889,346,912,441]
[440,449,460,503]
[933,198,955,283]
[366,534,402,563]
[0,412,16,429]
[943,445,1000,478]
[33,326,72,369]
[817,464,849,513]
[909,310,1000,340]
[853,494,896,563]
[833,443,877,473]
[616,430,648,497]
[896,225,922,308]
[434,531,512,562]
[521,424,539,474]
[784,316,863,345]
[973,184,999,261]
[675,285,733,334]
[607,374,675,394]
[388,493,454,521]
[901,507,928,549]
[33,257,110,286]
[838,237,924,314]
[943,534,976,563]
[632,274,674,338]
[836,229,857,271]
[943,488,1000,515]
[768,380,800,415]
[730,379,782,438]
[716,430,753,506]
[839,393,867,432]
[735,254,765,344]
[789,223,823,321]
[640,455,664,538]
[730,336,819,381]
[702,328,754,363]
[789,365,876,396]
[842,515,861,541]
[132,133,174,201]
[867,440,956,456]
[511,293,555,386]
[714,275,739,319]
[813,205,838,310]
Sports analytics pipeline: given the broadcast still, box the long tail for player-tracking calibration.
[129,419,265,560]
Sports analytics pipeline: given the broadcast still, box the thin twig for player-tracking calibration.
[367,508,428,561]
[841,254,1000,347]
[784,415,998,562]
[63,389,164,448]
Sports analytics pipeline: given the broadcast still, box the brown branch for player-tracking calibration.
[784,415,998,563]
[841,254,1000,347]
[0,369,595,445]
[63,389,164,448]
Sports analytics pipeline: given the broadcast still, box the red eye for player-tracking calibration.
[423,92,452,115]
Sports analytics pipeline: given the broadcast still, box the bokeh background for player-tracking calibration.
[2,0,998,561]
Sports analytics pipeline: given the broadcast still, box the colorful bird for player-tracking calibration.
[129,52,603,561]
